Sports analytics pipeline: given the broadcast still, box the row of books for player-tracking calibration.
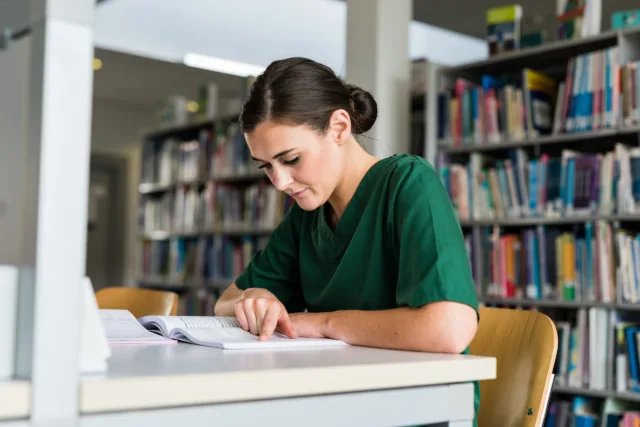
[546,396,640,427]
[477,222,620,302]
[140,182,294,234]
[141,123,254,185]
[140,235,269,283]
[485,305,640,418]
[483,304,640,399]
[553,308,610,391]
[175,289,218,316]
[438,143,640,220]
[438,47,640,147]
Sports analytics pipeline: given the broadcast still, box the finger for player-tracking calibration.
[235,301,249,332]
[243,299,259,335]
[259,305,279,341]
[276,310,298,339]
[255,299,269,333]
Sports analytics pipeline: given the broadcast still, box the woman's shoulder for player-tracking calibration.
[381,154,441,193]
[378,154,453,220]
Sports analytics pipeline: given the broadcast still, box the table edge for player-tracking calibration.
[80,356,496,413]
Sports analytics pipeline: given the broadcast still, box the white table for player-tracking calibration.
[77,343,495,427]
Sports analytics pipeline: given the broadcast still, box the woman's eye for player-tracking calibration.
[283,157,299,166]
[258,163,272,170]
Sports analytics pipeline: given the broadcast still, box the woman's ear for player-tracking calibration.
[327,109,351,146]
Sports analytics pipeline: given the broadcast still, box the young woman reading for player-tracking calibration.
[214,57,478,354]
[214,56,481,423]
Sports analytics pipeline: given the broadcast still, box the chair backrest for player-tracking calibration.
[95,287,179,318]
[470,306,558,427]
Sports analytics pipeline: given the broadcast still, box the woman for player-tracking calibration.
[214,56,478,353]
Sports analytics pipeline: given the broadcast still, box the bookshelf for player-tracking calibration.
[136,115,293,315]
[429,26,640,422]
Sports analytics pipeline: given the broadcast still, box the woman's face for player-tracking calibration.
[245,114,349,211]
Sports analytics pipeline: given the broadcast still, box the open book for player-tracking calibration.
[137,315,348,350]
[99,309,176,345]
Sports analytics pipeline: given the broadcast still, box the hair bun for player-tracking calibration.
[347,84,377,134]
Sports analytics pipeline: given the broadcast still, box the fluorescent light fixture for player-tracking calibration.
[183,53,266,77]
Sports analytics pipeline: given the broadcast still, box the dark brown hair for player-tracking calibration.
[239,57,377,136]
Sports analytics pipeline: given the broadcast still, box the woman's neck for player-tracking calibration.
[327,140,379,225]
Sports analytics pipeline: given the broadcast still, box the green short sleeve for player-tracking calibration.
[234,205,306,313]
[391,159,478,314]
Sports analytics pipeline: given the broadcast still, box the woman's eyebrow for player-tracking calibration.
[251,148,297,162]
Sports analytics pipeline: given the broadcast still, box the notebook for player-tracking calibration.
[136,314,348,350]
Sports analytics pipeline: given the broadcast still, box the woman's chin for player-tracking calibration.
[294,197,322,211]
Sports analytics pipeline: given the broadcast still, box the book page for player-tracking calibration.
[142,316,240,334]
[174,328,347,350]
[178,316,240,329]
[99,310,174,344]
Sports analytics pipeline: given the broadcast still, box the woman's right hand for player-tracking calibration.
[235,288,298,341]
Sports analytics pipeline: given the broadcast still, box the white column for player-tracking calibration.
[345,0,412,158]
[1,0,95,422]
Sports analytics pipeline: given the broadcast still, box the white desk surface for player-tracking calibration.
[0,380,30,420]
[80,342,495,414]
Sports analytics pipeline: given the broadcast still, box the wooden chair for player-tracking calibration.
[95,286,179,318]
[470,306,558,427]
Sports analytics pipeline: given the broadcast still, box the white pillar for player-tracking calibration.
[0,0,95,422]
[345,0,412,158]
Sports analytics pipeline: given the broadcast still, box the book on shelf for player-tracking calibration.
[477,221,640,306]
[545,395,640,427]
[551,308,610,390]
[141,121,253,185]
[556,0,602,41]
[176,289,218,316]
[438,141,640,221]
[141,180,293,234]
[100,309,347,350]
[486,5,522,57]
[153,84,219,128]
[141,235,270,286]
[475,218,640,306]
[612,10,640,30]
[437,46,640,148]
[477,222,617,303]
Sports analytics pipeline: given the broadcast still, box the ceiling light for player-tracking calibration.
[183,53,265,77]
[93,57,102,71]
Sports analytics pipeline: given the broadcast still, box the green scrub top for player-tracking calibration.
[235,153,480,425]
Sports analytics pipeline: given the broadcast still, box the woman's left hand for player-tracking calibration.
[289,312,331,339]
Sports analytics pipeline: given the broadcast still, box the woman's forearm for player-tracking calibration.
[213,283,244,316]
[324,301,478,354]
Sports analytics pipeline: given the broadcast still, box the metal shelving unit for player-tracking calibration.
[140,226,275,241]
[136,116,275,299]
[552,386,640,402]
[427,26,640,407]
[438,127,638,155]
[460,214,640,227]
[138,172,266,195]
[480,297,640,313]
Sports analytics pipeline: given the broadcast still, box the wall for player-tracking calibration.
[409,21,488,64]
[90,99,153,287]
